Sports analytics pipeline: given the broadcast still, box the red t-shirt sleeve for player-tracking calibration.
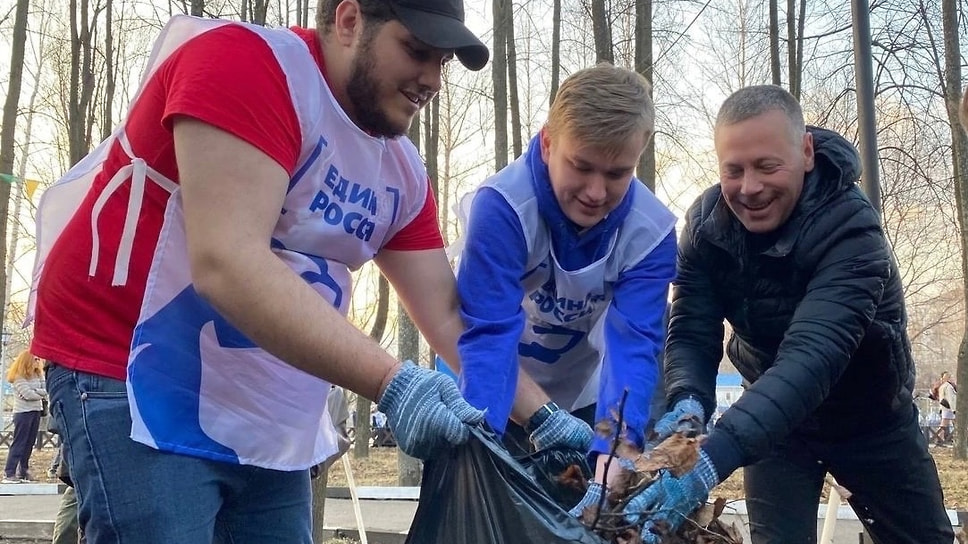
[384,181,445,250]
[157,25,302,176]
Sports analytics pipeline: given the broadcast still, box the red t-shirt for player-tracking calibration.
[32,25,443,381]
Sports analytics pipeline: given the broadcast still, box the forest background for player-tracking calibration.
[1,0,967,483]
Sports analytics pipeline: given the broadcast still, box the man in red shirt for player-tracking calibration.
[33,1,487,542]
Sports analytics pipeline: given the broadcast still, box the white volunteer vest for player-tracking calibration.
[33,15,429,471]
[480,155,676,411]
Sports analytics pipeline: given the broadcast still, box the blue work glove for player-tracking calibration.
[651,397,705,445]
[378,361,485,460]
[530,409,594,452]
[568,458,635,518]
[624,450,720,543]
[568,482,604,517]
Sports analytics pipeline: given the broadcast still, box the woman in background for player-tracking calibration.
[3,350,47,483]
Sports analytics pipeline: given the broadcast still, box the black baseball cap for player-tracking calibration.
[389,0,489,71]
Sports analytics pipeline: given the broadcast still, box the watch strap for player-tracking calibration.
[525,401,560,434]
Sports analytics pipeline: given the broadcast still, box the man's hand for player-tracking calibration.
[568,482,604,518]
[651,397,705,445]
[624,450,720,543]
[378,361,485,459]
[530,409,594,452]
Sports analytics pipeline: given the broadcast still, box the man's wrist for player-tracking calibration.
[525,401,560,434]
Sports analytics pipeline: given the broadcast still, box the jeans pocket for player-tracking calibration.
[44,363,72,395]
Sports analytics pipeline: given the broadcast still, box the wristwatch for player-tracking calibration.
[525,401,560,434]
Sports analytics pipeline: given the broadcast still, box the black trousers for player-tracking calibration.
[4,410,42,478]
[744,405,953,544]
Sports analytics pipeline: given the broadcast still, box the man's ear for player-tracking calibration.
[802,131,815,172]
[332,0,364,46]
[540,127,552,163]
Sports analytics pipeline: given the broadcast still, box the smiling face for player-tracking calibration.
[715,109,815,234]
[540,128,644,229]
[345,20,452,137]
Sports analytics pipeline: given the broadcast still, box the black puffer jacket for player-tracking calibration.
[666,127,915,474]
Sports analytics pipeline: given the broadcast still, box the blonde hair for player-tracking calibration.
[6,350,43,382]
[545,63,654,153]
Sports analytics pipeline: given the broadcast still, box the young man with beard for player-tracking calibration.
[453,64,677,511]
[626,85,953,543]
[30,0,487,542]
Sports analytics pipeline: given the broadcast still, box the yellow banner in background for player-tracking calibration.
[0,173,43,199]
[24,179,39,200]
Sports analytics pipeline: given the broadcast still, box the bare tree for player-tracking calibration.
[634,0,654,190]
[191,0,205,16]
[507,12,523,159]
[940,0,968,460]
[786,0,805,99]
[768,0,781,85]
[549,0,561,106]
[67,0,106,166]
[592,0,613,63]
[395,114,423,486]
[492,0,510,170]
[101,0,115,140]
[295,0,310,26]
[248,0,268,25]
[0,0,29,324]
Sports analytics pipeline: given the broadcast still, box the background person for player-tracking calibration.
[3,350,47,483]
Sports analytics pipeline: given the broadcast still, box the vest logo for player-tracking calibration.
[309,164,379,241]
[529,284,606,323]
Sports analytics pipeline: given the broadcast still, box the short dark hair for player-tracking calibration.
[716,85,805,140]
[316,0,396,32]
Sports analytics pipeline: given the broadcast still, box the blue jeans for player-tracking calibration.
[46,363,313,544]
[744,405,953,544]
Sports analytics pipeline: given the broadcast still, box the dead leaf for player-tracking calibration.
[634,434,700,476]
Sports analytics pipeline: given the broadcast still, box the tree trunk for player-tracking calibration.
[101,0,115,140]
[190,0,204,16]
[424,96,439,196]
[4,41,43,337]
[634,0,655,190]
[422,96,440,364]
[941,0,968,460]
[768,0,781,85]
[786,0,797,98]
[507,12,523,159]
[549,0,561,107]
[395,116,423,486]
[591,0,613,63]
[311,469,329,542]
[0,0,29,322]
[794,0,805,100]
[492,0,509,171]
[250,0,268,25]
[68,0,98,166]
[354,273,389,460]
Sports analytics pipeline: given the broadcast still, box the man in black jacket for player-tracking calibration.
[627,85,953,544]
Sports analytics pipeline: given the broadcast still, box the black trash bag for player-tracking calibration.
[406,425,606,544]
[518,447,592,510]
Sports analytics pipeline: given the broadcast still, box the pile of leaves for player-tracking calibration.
[562,412,743,544]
